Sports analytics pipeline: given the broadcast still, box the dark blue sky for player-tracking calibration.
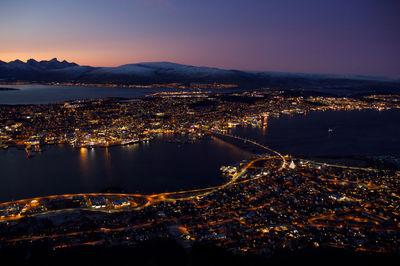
[1,0,399,76]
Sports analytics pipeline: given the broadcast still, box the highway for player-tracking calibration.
[209,130,287,169]
[1,131,398,254]
[0,130,286,223]
[2,129,392,224]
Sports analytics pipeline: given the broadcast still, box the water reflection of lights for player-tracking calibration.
[104,147,112,180]
[262,115,268,135]
[104,147,111,160]
[79,147,90,179]
[88,147,96,163]
[79,147,88,157]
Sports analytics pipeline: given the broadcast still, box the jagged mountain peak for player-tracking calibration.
[0,59,399,90]
[9,59,25,64]
[27,58,38,63]
[2,58,78,67]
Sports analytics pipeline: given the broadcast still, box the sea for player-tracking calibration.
[0,84,237,104]
[0,85,399,202]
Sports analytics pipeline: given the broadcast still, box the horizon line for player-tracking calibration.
[1,57,399,80]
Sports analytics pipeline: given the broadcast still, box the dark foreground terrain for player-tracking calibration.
[0,240,399,266]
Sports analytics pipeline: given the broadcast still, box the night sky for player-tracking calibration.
[1,0,399,76]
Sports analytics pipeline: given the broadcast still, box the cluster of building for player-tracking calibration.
[0,138,399,255]
[0,89,399,255]
[1,90,399,152]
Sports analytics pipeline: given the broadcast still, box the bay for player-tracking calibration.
[0,109,399,203]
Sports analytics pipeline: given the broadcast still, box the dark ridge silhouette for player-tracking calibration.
[1,59,400,92]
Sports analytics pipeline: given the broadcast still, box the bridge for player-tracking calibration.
[2,129,387,224]
[209,130,287,169]
[0,130,287,222]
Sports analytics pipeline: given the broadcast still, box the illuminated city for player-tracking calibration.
[1,0,400,265]
[1,90,400,265]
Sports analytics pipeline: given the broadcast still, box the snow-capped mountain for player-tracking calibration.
[87,62,237,78]
[0,58,82,81]
[0,58,399,91]
[4,58,77,71]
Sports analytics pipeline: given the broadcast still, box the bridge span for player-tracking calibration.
[0,130,287,222]
[209,130,287,169]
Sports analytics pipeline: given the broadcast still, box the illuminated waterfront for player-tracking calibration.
[0,91,399,259]
[1,130,398,257]
[0,84,239,105]
[0,110,399,203]
[0,136,253,203]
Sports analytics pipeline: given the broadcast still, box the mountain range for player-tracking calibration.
[1,58,399,91]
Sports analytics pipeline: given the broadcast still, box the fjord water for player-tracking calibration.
[0,107,399,202]
[231,110,400,157]
[0,84,170,104]
[0,137,253,202]
[0,84,239,104]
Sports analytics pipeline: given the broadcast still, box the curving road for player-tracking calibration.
[0,131,286,223]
